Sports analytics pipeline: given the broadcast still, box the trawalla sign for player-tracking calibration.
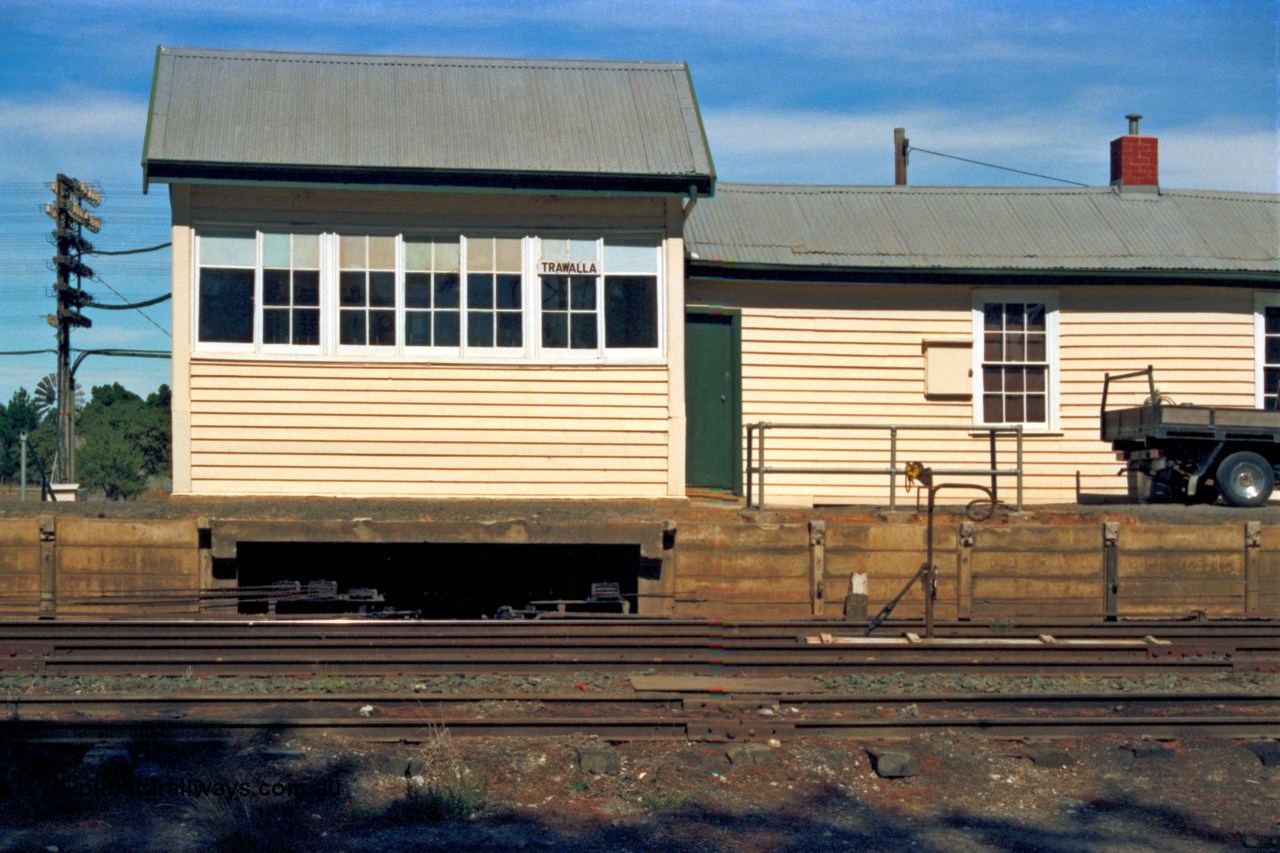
[538,260,598,275]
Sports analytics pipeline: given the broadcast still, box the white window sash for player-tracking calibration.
[1253,292,1280,409]
[192,229,666,364]
[971,288,1060,430]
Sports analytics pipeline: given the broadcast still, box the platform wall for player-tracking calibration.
[669,520,1280,621]
[2,516,1277,622]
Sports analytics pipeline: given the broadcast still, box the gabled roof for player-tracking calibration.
[142,47,715,195]
[686,183,1280,278]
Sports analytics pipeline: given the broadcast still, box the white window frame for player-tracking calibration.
[333,232,403,357]
[1253,291,1280,409]
[401,235,463,358]
[260,232,323,355]
[458,234,529,360]
[971,289,1060,431]
[192,230,258,355]
[191,227,666,365]
[532,234,665,362]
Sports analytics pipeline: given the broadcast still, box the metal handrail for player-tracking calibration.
[745,422,1023,510]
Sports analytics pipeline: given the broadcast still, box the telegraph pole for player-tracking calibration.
[45,175,100,484]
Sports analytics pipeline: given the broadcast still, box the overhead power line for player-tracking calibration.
[907,146,1089,187]
[89,242,172,256]
[89,293,172,310]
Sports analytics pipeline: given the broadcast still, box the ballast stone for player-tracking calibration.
[866,746,920,778]
[725,743,778,766]
[1027,746,1076,768]
[1247,741,1280,767]
[577,745,621,776]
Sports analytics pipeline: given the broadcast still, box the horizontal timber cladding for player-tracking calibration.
[1116,525,1246,616]
[672,522,811,618]
[189,360,670,497]
[0,519,40,618]
[687,279,1256,506]
[44,519,200,620]
[669,520,1274,622]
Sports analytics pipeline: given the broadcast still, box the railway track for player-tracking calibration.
[2,619,1278,742]
[1,618,1276,677]
[5,690,1279,742]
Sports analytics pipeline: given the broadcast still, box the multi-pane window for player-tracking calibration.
[262,233,320,346]
[195,231,663,359]
[982,301,1048,425]
[197,233,255,344]
[466,237,523,349]
[339,235,396,346]
[603,238,659,349]
[1264,306,1280,411]
[539,237,660,354]
[541,239,598,350]
[405,238,461,348]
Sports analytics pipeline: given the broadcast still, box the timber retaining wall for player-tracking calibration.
[0,515,1276,620]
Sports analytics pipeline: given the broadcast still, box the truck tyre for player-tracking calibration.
[1215,452,1275,507]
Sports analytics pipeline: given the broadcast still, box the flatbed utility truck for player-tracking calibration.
[1101,366,1280,506]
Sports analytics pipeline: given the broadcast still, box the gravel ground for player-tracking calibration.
[2,671,1279,852]
[3,669,1279,697]
[1,730,1277,852]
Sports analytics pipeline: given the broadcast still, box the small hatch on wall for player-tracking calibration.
[922,337,973,399]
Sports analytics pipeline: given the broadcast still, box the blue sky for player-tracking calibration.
[0,0,1276,403]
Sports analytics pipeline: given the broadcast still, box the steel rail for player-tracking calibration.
[6,690,1275,715]
[35,658,1235,678]
[1,618,1277,637]
[6,714,1277,743]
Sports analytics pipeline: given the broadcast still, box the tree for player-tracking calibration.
[77,428,146,500]
[0,389,40,480]
[78,382,171,479]
[74,382,172,498]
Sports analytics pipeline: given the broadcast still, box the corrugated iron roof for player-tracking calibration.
[686,183,1280,275]
[142,47,714,194]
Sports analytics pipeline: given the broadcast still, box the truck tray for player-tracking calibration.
[1103,403,1280,443]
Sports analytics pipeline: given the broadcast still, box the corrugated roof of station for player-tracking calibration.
[142,46,715,194]
[686,182,1280,276]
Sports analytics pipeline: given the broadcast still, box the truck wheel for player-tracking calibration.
[1215,452,1275,507]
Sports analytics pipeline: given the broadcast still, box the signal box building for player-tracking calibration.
[144,47,1280,505]
[143,47,711,499]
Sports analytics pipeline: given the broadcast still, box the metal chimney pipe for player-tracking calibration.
[1126,114,1142,135]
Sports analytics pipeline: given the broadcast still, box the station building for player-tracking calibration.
[143,46,1280,506]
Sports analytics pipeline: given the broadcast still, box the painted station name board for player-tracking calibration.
[538,260,598,275]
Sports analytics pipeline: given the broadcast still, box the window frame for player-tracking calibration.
[1253,291,1280,409]
[191,227,666,365]
[260,231,323,354]
[193,230,259,354]
[971,289,1060,431]
[532,233,665,362]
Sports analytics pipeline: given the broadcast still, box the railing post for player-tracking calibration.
[1016,425,1023,510]
[745,424,753,508]
[758,424,766,510]
[988,429,999,505]
[889,426,897,510]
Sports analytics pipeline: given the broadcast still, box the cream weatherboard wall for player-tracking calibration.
[687,279,1257,505]
[170,185,686,498]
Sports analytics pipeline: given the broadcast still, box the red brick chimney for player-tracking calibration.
[1110,114,1158,190]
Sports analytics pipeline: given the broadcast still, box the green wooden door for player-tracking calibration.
[685,310,741,492]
